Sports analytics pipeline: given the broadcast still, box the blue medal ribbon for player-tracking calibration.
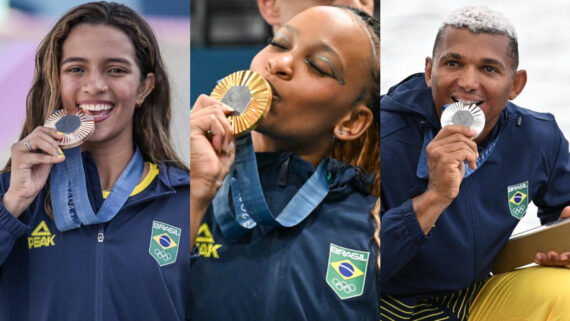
[416,126,500,179]
[213,134,329,240]
[50,146,144,231]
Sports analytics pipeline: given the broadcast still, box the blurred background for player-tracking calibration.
[190,0,380,104]
[0,0,190,166]
[381,0,570,233]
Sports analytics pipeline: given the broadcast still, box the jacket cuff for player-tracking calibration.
[401,199,430,245]
[0,200,33,238]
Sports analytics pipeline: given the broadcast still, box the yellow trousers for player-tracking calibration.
[469,266,570,321]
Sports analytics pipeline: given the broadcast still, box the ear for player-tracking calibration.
[334,105,373,142]
[257,0,281,27]
[137,73,156,105]
[509,69,527,100]
[424,57,433,88]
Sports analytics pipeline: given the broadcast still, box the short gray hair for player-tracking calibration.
[432,5,519,69]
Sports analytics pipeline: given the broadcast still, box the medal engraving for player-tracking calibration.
[440,102,485,138]
[211,70,272,136]
[221,86,252,116]
[451,110,474,127]
[55,115,82,133]
[44,109,95,149]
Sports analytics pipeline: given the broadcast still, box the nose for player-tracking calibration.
[266,52,293,80]
[83,71,108,94]
[456,66,480,92]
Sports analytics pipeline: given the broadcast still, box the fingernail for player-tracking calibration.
[561,254,568,261]
[226,141,235,154]
[535,253,542,262]
[57,148,64,158]
[222,104,236,115]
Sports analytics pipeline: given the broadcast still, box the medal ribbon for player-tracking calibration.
[50,146,144,231]
[416,126,500,179]
[212,134,329,240]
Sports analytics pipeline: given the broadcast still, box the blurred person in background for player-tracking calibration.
[256,0,374,33]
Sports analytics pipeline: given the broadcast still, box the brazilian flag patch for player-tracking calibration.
[507,181,529,219]
[326,243,369,300]
[149,221,181,266]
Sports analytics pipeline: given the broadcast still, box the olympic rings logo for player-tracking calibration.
[332,278,357,293]
[512,206,527,215]
[154,248,172,261]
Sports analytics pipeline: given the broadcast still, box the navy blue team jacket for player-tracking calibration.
[190,152,380,320]
[0,153,190,321]
[380,73,570,297]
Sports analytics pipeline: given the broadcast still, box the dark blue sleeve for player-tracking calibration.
[379,198,429,283]
[534,121,570,224]
[0,176,33,265]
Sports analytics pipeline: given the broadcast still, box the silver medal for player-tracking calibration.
[440,102,485,138]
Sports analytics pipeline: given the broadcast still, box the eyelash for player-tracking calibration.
[267,37,289,50]
[108,68,127,74]
[266,37,334,79]
[445,60,459,67]
[304,58,330,77]
[66,67,83,73]
[444,60,499,73]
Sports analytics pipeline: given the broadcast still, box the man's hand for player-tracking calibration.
[413,125,478,234]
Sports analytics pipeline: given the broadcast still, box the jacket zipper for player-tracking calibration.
[95,223,105,321]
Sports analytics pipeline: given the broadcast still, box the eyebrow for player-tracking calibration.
[284,25,296,35]
[481,58,506,69]
[275,32,290,43]
[282,24,345,84]
[61,57,133,66]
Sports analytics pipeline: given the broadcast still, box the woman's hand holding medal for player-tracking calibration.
[2,127,64,217]
[190,95,235,206]
[190,95,236,247]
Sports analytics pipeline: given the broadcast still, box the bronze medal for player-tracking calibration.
[210,70,272,136]
[44,109,95,149]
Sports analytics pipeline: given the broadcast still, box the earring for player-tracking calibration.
[338,129,344,135]
[136,98,144,108]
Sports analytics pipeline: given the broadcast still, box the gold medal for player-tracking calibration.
[440,102,485,138]
[44,109,95,149]
[210,70,272,136]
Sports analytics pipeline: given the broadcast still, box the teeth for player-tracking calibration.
[79,104,113,111]
[454,98,482,106]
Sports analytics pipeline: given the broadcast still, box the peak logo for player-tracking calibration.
[195,224,222,259]
[28,221,56,249]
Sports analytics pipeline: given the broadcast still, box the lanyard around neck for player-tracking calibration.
[212,134,329,241]
[50,146,144,231]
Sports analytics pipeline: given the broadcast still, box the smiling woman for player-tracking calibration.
[0,2,189,321]
[190,5,380,320]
